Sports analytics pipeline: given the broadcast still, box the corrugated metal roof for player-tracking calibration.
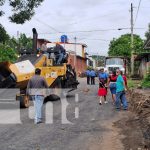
[134,52,150,61]
[144,36,150,50]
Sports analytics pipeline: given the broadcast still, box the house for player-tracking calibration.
[37,39,51,49]
[86,54,96,69]
[135,37,150,78]
[47,42,87,75]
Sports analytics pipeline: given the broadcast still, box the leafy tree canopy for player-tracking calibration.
[19,33,32,50]
[7,36,18,50]
[0,44,17,62]
[0,24,9,43]
[108,34,144,57]
[0,0,44,24]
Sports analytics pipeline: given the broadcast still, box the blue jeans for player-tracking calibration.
[57,53,64,64]
[33,95,44,123]
[109,83,116,94]
[115,91,128,110]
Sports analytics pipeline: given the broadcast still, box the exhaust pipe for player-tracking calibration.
[32,28,38,54]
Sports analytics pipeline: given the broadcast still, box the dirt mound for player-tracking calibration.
[128,89,150,148]
[114,89,150,149]
[129,89,150,118]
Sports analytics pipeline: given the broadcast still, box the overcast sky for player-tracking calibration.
[0,0,150,55]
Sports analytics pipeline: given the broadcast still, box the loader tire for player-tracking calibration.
[20,95,30,108]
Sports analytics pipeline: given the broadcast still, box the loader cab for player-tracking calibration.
[47,47,68,65]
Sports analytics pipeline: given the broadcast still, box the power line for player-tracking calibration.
[34,17,60,33]
[37,28,118,34]
[134,0,142,26]
[78,38,109,42]
[37,27,145,35]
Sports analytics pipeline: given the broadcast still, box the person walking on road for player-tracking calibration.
[90,69,96,85]
[98,80,107,105]
[85,68,91,85]
[98,68,108,103]
[115,70,128,110]
[27,68,48,124]
[107,70,118,104]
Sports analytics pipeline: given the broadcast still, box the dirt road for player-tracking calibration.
[0,78,143,150]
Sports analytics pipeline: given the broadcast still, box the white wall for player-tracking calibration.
[86,56,96,68]
[47,43,84,58]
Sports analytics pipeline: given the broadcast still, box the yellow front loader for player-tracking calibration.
[0,29,79,108]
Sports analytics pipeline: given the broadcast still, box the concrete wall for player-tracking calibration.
[47,43,86,58]
[68,55,87,76]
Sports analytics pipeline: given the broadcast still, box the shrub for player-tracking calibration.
[141,72,150,88]
[0,44,17,63]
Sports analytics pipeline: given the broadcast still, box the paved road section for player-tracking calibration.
[0,78,126,150]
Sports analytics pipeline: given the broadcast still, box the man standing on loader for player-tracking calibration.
[54,43,66,64]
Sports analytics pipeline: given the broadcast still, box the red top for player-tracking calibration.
[122,75,127,86]
[109,75,117,82]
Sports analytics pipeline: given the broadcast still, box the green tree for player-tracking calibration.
[145,23,150,40]
[19,33,32,50]
[0,0,44,24]
[6,34,32,52]
[0,44,17,62]
[0,24,9,44]
[108,34,144,57]
[7,37,18,50]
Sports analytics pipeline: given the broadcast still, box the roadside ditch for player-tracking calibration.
[114,89,150,150]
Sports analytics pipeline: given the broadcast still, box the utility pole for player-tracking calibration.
[74,37,77,70]
[97,52,99,67]
[131,3,134,76]
[17,31,20,53]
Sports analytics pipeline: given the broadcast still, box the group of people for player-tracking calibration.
[41,41,66,65]
[86,69,97,85]
[27,67,128,124]
[86,68,128,110]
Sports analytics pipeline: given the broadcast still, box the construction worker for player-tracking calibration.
[41,41,49,66]
[90,69,96,85]
[27,68,48,124]
[54,43,66,64]
[85,68,91,85]
[41,41,48,57]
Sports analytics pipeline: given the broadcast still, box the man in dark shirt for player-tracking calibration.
[54,43,66,64]
[27,68,48,124]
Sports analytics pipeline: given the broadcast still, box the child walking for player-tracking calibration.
[98,81,107,105]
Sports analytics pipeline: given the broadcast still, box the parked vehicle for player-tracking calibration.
[104,57,126,74]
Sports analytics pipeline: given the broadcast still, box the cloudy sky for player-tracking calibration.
[0,0,150,55]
